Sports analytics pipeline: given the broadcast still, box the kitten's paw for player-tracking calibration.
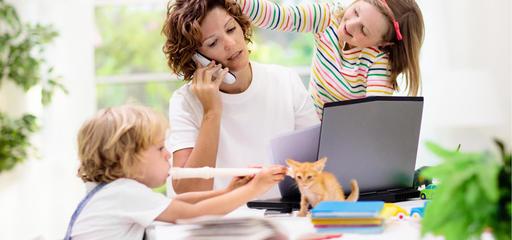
[297,210,308,217]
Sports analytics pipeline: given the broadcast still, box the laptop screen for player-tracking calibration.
[319,96,423,193]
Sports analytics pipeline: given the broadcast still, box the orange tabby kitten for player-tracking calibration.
[286,157,359,217]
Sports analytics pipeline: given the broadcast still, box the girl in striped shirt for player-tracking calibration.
[236,0,424,117]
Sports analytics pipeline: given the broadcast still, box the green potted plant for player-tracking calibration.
[0,0,66,172]
[421,139,511,240]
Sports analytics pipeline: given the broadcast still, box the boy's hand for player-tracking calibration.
[225,164,261,191]
[226,175,253,191]
[250,165,287,191]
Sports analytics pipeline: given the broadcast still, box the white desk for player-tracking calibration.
[145,200,444,240]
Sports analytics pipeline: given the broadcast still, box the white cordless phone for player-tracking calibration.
[192,52,237,84]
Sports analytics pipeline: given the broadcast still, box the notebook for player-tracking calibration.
[311,201,385,218]
[247,96,423,212]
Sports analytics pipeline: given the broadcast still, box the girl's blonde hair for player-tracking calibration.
[77,105,169,183]
[336,0,424,96]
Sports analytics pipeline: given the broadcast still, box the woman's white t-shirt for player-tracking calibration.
[71,178,170,240]
[167,62,320,198]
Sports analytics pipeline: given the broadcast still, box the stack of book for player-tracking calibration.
[310,201,385,234]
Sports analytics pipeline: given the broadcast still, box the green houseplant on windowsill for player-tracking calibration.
[420,139,511,240]
[0,0,66,173]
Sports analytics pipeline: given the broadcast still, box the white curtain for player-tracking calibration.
[0,0,95,239]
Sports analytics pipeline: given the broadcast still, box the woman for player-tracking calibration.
[162,0,319,198]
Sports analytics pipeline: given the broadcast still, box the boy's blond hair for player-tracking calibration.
[77,105,169,183]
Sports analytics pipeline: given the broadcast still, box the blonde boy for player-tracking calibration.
[65,105,287,240]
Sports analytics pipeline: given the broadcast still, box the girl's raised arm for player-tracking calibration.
[237,0,332,34]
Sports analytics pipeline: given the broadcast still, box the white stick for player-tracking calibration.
[169,167,262,179]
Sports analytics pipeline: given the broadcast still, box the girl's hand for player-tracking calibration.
[190,60,229,114]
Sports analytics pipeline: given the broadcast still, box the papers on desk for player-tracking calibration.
[176,217,286,240]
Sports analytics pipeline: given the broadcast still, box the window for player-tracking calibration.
[94,0,313,115]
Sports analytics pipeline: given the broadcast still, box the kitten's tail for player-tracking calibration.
[346,179,359,201]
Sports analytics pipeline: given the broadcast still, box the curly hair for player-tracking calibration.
[162,0,252,81]
[77,105,168,183]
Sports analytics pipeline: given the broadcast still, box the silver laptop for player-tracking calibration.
[318,96,423,194]
[268,96,423,202]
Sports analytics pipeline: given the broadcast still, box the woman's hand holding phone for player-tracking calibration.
[192,52,236,84]
[190,60,227,114]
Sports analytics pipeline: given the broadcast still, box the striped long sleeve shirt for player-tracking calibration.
[237,0,395,117]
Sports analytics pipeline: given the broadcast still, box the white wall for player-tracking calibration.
[0,0,95,239]
[0,0,510,239]
[415,0,511,167]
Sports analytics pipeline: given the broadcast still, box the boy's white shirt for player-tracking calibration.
[71,178,170,240]
[167,61,320,199]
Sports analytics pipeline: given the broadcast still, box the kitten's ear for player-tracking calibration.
[286,167,295,177]
[314,157,328,171]
[286,159,299,167]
